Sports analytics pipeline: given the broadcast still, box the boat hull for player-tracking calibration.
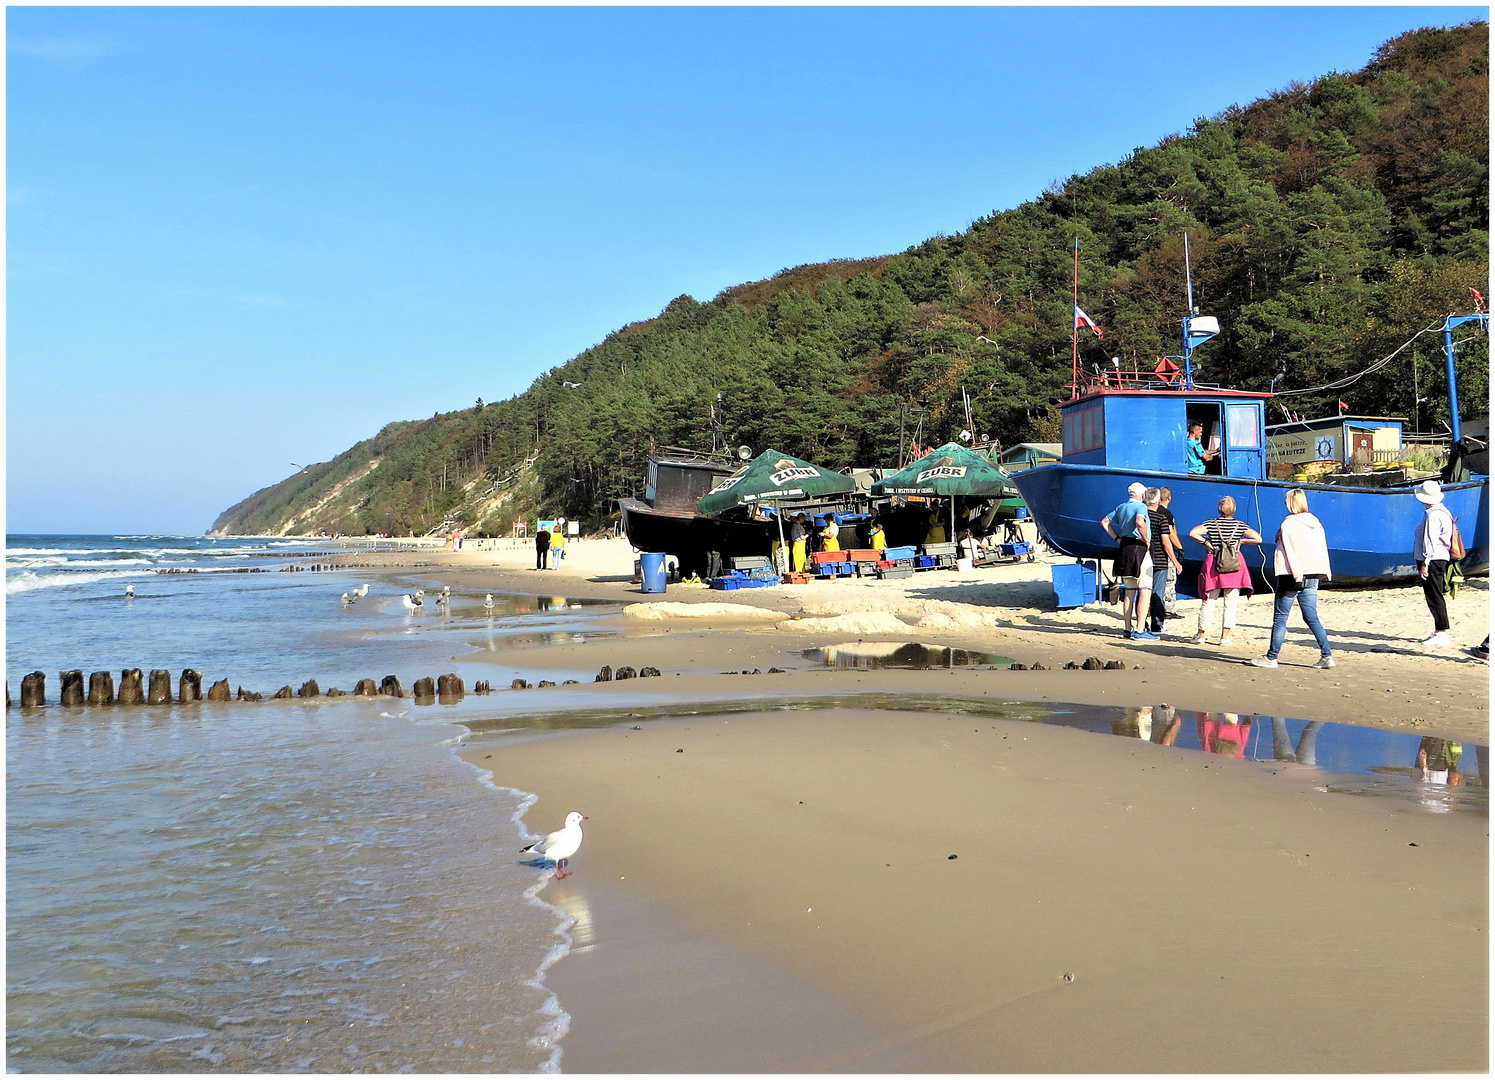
[618,499,772,578]
[1012,463,1488,584]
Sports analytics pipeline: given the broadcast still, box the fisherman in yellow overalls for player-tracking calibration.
[821,518,841,553]
[869,520,887,551]
[924,506,947,545]
[790,514,809,573]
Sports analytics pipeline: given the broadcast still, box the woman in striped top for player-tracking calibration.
[1187,496,1261,646]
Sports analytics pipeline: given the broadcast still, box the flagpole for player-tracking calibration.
[1071,238,1079,398]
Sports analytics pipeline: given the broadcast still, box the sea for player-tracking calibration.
[6,535,620,1072]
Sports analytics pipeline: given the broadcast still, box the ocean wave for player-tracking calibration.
[5,569,144,595]
[7,557,156,570]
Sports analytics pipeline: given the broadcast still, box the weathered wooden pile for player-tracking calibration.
[8,669,497,708]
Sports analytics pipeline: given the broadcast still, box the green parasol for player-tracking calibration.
[871,443,1021,545]
[696,449,856,515]
[697,450,856,573]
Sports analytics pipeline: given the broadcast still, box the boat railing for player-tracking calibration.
[1073,362,1230,396]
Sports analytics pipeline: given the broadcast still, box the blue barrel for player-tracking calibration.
[640,552,668,594]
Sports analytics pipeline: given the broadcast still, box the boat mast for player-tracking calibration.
[1182,234,1197,391]
[1071,239,1080,398]
[1441,312,1488,444]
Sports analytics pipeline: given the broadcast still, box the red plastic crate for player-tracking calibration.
[847,549,879,563]
[810,550,849,565]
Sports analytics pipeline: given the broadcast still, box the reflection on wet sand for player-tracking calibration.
[802,642,1009,669]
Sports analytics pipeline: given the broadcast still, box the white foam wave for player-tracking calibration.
[6,569,143,595]
[8,557,154,570]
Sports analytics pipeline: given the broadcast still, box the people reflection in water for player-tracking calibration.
[1197,712,1252,757]
[1270,719,1324,765]
[1112,706,1182,746]
[1415,737,1465,785]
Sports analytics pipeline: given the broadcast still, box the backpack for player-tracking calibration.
[1450,516,1466,561]
[1211,524,1243,574]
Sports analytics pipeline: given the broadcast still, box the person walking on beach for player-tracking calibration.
[1100,482,1155,640]
[1413,480,1455,648]
[1251,488,1333,669]
[1145,488,1181,633]
[1188,495,1260,646]
[551,522,567,565]
[790,514,808,573]
[535,524,551,570]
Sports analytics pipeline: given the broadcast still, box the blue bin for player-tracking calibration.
[641,552,668,594]
[1052,561,1098,609]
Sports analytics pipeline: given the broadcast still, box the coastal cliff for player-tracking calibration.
[211,24,1489,538]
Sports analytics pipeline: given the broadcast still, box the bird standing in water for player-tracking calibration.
[521,812,587,878]
[483,594,495,611]
[125,584,135,599]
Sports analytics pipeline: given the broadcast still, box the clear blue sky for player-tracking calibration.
[7,6,1483,534]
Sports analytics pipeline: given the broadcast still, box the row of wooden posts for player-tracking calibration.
[8,670,492,708]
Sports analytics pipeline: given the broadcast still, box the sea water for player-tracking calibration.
[6,535,616,1072]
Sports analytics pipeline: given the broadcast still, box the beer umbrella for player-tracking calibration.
[870,443,1019,546]
[697,450,856,572]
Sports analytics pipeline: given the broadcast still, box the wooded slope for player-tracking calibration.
[212,24,1488,537]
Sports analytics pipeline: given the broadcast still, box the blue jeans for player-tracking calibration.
[1267,576,1331,659]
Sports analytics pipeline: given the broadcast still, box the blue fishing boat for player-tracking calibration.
[1012,242,1488,586]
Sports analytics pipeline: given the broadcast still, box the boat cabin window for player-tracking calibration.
[1226,404,1261,448]
[1185,403,1224,475]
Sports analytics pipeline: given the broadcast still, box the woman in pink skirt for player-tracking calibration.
[1187,496,1262,646]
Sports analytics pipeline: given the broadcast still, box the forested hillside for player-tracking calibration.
[212,23,1489,537]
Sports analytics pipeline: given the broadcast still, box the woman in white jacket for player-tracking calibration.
[1251,488,1333,669]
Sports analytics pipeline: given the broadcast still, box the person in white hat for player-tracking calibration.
[1413,480,1455,647]
[1100,482,1155,640]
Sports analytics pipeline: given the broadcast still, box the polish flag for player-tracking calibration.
[1470,287,1486,313]
[1074,306,1104,337]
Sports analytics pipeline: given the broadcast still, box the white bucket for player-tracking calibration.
[956,557,974,573]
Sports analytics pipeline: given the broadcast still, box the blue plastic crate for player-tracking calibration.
[883,545,917,561]
[1052,562,1098,608]
[711,576,742,591]
[917,555,937,568]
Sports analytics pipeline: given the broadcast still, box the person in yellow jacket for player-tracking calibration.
[550,521,567,564]
[925,507,947,545]
[869,520,887,551]
[821,518,841,553]
[790,514,809,573]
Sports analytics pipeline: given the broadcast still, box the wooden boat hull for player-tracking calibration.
[1012,463,1488,585]
[618,499,772,579]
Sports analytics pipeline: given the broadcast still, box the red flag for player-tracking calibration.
[1471,287,1486,313]
[1339,400,1348,411]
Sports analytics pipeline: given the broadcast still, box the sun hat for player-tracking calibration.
[1415,479,1444,505]
[1127,482,1146,499]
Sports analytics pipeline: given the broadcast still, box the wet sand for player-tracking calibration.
[319,539,1490,1069]
[465,706,1487,1072]
[327,538,1489,742]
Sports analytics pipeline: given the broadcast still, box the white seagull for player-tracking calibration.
[356,583,370,598]
[413,588,426,601]
[521,811,587,878]
[124,584,135,599]
[401,593,422,614]
[483,593,495,611]
[341,592,355,606]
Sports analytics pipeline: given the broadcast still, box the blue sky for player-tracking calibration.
[7,6,1484,534]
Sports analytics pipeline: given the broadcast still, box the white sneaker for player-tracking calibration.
[1313,655,1336,669]
[1420,632,1453,648]
[1249,656,1278,668]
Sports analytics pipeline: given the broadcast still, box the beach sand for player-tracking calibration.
[330,537,1489,741]
[326,537,1490,1070]
[466,706,1487,1072]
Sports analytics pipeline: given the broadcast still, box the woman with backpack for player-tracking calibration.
[1188,495,1261,646]
[1250,488,1334,669]
[1413,479,1459,648]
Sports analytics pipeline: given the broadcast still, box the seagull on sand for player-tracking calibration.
[521,811,587,878]
[401,593,422,614]
[483,593,495,611]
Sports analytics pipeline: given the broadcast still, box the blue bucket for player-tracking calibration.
[640,552,668,593]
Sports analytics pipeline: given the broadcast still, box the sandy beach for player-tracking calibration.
[327,534,1491,1072]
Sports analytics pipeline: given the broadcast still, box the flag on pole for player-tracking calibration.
[1470,287,1486,313]
[1074,306,1104,337]
[1338,400,1348,411]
